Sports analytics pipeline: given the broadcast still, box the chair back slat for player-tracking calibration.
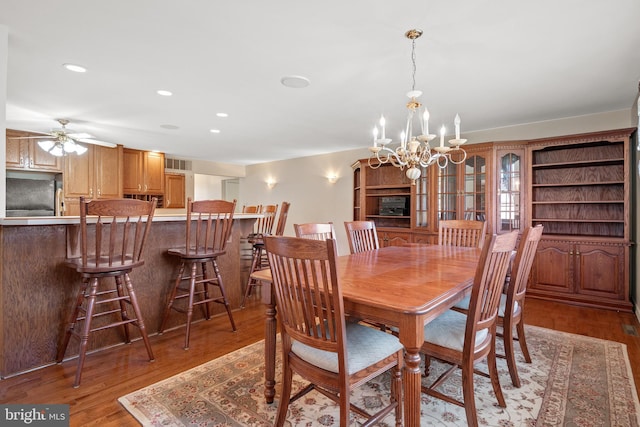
[508,224,544,310]
[344,221,379,254]
[274,201,291,236]
[186,199,236,255]
[254,204,278,236]
[294,222,336,241]
[465,231,518,347]
[79,197,157,269]
[265,236,344,353]
[438,219,487,248]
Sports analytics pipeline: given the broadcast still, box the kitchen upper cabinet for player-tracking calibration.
[6,129,62,172]
[164,173,185,208]
[123,149,165,195]
[63,145,123,215]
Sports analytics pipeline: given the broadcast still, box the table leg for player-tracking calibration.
[403,347,422,426]
[399,316,423,427]
[262,282,277,404]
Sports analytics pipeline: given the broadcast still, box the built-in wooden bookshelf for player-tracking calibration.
[530,140,625,238]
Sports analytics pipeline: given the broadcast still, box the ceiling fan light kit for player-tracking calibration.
[10,118,116,157]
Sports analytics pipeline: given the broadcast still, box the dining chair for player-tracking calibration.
[451,225,544,387]
[263,236,404,427]
[344,220,379,254]
[421,230,518,427]
[438,219,487,248]
[241,203,286,307]
[293,222,336,241]
[57,197,157,387]
[159,198,237,350]
[242,204,261,214]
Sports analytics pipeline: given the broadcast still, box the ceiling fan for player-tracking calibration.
[10,118,116,157]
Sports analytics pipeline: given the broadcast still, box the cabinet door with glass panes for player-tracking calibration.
[496,146,526,234]
[437,146,492,230]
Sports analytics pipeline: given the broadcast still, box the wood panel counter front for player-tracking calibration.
[0,213,259,377]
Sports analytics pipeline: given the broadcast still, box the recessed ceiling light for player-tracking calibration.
[63,63,87,73]
[216,113,228,118]
[160,124,180,130]
[157,90,173,96]
[210,129,221,134]
[280,75,310,88]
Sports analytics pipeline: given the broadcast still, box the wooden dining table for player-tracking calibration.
[252,243,481,427]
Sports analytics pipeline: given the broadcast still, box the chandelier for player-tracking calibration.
[368,29,467,183]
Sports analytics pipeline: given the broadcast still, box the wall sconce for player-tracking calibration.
[266,179,277,189]
[327,174,339,184]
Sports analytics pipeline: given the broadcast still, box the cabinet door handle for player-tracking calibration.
[138,184,141,191]
[575,250,580,256]
[144,184,148,192]
[90,189,93,198]
[97,189,101,197]
[29,158,34,168]
[19,156,24,167]
[569,250,574,255]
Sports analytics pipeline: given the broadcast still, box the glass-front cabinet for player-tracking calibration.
[495,145,527,234]
[437,148,490,224]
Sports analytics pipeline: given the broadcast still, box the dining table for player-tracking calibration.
[251,243,481,427]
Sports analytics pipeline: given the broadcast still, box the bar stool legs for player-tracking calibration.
[57,273,155,388]
[160,257,237,350]
[241,243,267,308]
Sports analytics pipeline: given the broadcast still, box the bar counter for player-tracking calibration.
[0,213,259,377]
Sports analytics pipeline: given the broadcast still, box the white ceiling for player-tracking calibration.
[2,1,640,165]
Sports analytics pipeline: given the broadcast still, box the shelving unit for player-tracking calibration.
[526,128,635,312]
[530,140,625,238]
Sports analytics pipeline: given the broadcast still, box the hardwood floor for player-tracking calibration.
[0,297,638,427]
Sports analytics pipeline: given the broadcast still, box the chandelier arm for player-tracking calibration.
[448,149,468,165]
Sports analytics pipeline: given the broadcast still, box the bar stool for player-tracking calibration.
[57,197,157,388]
[159,198,237,349]
[241,202,290,307]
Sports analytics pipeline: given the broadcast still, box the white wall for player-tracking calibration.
[239,109,636,262]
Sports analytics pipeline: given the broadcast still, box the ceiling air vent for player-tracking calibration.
[165,157,192,171]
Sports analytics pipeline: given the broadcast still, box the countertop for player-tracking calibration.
[0,213,262,226]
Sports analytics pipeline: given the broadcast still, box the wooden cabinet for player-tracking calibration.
[63,145,123,215]
[123,149,165,195]
[6,129,62,172]
[164,173,185,208]
[529,238,629,310]
[526,128,634,312]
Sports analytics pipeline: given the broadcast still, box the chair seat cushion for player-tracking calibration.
[291,322,403,375]
[423,309,488,352]
[452,294,518,317]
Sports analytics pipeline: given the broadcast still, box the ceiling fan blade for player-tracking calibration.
[8,135,55,139]
[67,132,93,139]
[76,138,117,148]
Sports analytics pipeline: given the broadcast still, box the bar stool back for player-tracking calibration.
[160,198,237,349]
[57,197,157,388]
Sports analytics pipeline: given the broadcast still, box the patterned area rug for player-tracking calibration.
[119,326,640,426]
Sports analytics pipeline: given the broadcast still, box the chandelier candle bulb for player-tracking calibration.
[440,125,445,147]
[423,109,430,135]
[373,127,378,147]
[379,115,386,140]
[455,114,461,140]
